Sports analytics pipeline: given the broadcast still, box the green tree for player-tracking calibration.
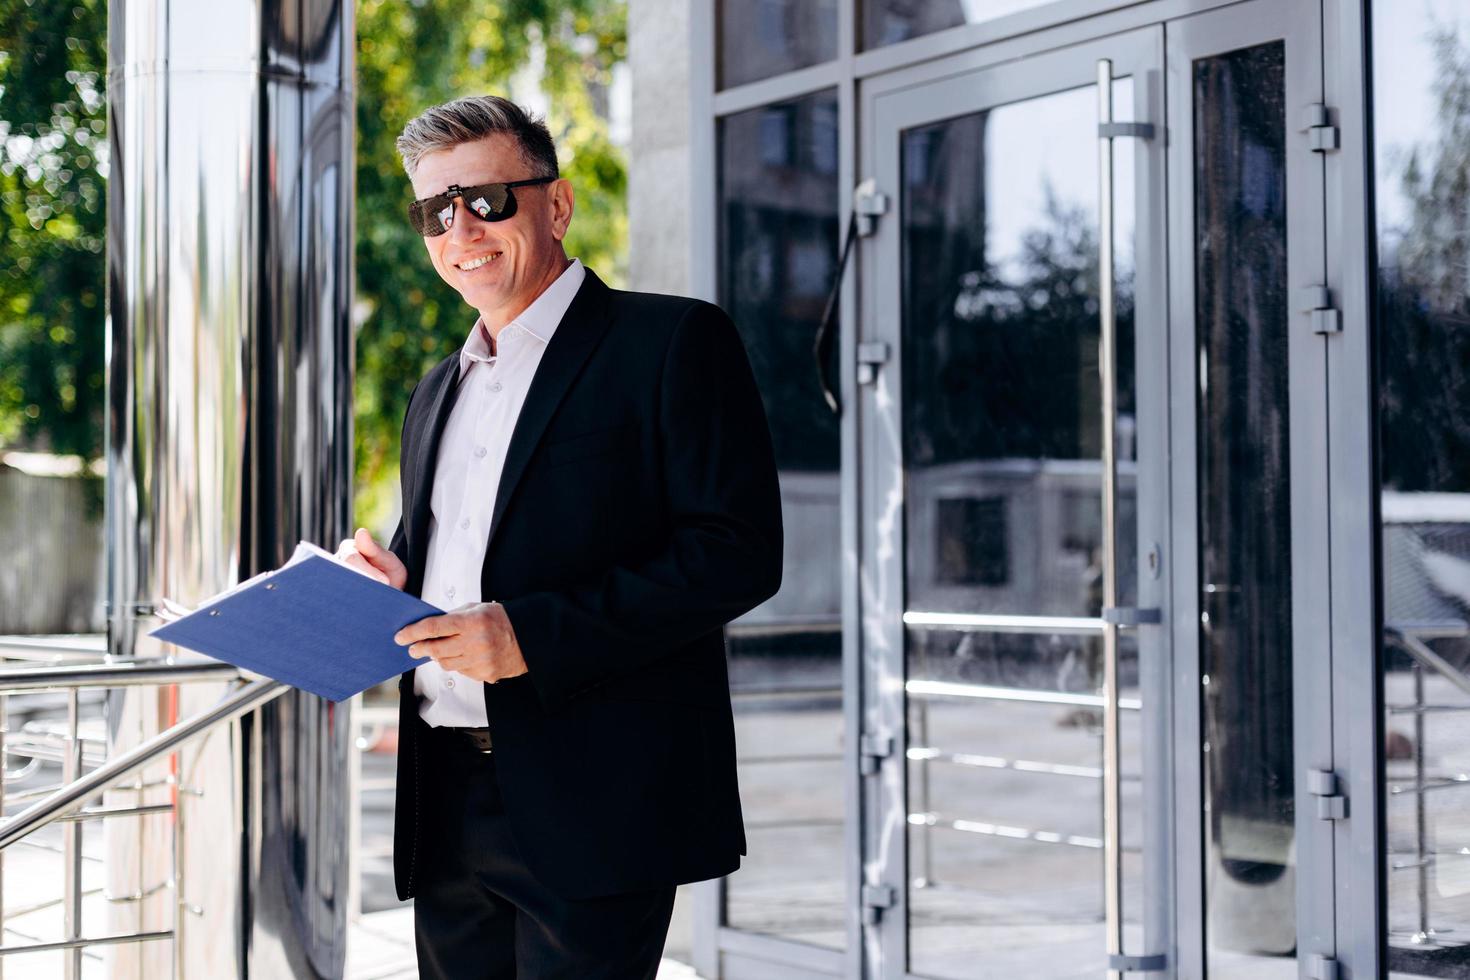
[0,0,107,461]
[354,0,627,528]
[1380,22,1470,493]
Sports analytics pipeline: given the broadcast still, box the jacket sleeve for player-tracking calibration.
[500,300,784,710]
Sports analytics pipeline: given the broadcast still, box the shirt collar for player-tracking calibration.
[458,258,586,373]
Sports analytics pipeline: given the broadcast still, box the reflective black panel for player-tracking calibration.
[719,0,838,89]
[717,89,844,950]
[1192,41,1297,977]
[1372,5,1470,974]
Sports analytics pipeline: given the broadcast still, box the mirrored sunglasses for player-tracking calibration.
[407,177,556,237]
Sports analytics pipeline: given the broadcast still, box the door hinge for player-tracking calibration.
[857,341,891,386]
[1302,285,1342,335]
[859,732,895,775]
[1303,104,1340,152]
[1306,953,1340,980]
[1102,606,1162,627]
[854,178,890,237]
[1108,952,1168,973]
[1309,769,1348,821]
[861,884,897,925]
[1098,121,1157,140]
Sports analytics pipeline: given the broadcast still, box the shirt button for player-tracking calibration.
[489,381,502,393]
[459,517,470,530]
[446,585,457,600]
[444,678,455,689]
[474,446,487,459]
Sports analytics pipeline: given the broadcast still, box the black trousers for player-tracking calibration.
[412,722,676,980]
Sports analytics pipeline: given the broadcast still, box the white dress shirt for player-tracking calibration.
[414,258,587,727]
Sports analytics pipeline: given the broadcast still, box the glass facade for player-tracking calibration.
[1372,5,1470,976]
[716,90,846,951]
[719,0,839,89]
[698,1,1427,976]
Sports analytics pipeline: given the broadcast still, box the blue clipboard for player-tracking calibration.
[149,545,442,702]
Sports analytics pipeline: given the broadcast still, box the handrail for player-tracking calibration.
[1382,621,1470,946]
[1386,625,1470,699]
[0,678,287,852]
[0,636,107,662]
[0,660,240,694]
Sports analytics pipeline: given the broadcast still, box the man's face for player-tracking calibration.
[409,133,574,324]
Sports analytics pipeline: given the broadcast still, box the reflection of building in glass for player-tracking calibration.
[718,0,838,88]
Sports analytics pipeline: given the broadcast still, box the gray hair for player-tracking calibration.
[395,95,559,181]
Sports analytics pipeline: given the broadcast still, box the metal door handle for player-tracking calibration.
[1097,57,1125,980]
[1098,56,1165,980]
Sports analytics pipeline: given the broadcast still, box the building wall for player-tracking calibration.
[627,0,692,295]
[0,463,105,634]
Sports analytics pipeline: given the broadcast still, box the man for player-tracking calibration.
[337,95,782,978]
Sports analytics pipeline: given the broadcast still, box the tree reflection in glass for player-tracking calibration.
[1373,8,1470,975]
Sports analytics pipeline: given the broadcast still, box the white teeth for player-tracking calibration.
[459,253,499,271]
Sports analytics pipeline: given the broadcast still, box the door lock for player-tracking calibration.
[857,342,890,386]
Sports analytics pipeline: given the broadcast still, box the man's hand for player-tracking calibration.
[335,527,408,591]
[394,602,528,685]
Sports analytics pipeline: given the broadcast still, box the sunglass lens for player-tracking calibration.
[409,196,453,237]
[464,184,513,221]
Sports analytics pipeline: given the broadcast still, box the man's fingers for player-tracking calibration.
[339,550,389,584]
[354,527,385,560]
[406,638,447,660]
[395,612,461,646]
[407,638,468,667]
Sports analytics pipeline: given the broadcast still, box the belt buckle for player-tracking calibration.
[463,727,493,754]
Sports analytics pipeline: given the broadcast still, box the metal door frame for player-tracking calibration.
[859,27,1171,980]
[1162,2,1339,977]
[1319,2,1379,976]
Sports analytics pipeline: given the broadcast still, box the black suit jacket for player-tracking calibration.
[389,267,783,901]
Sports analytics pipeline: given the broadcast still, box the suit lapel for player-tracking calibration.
[407,357,462,590]
[483,269,614,552]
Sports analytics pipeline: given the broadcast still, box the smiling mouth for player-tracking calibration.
[456,252,502,271]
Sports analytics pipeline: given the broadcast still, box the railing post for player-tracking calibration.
[1413,660,1430,943]
[63,689,82,980]
[0,692,7,980]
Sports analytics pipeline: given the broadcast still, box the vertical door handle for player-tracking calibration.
[1096,57,1126,980]
[1097,56,1163,980]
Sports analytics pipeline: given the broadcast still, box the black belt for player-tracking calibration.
[430,725,493,754]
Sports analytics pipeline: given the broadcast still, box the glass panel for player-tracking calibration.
[717,89,845,950]
[719,0,838,90]
[861,0,1056,51]
[900,78,1140,979]
[1192,42,1296,980]
[906,629,1144,978]
[1372,6,1470,976]
[902,84,1136,621]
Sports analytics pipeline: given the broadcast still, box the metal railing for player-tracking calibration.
[0,641,286,978]
[1384,621,1470,948]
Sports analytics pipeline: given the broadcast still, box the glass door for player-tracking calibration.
[858,1,1338,976]
[1164,3,1334,978]
[859,28,1171,980]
